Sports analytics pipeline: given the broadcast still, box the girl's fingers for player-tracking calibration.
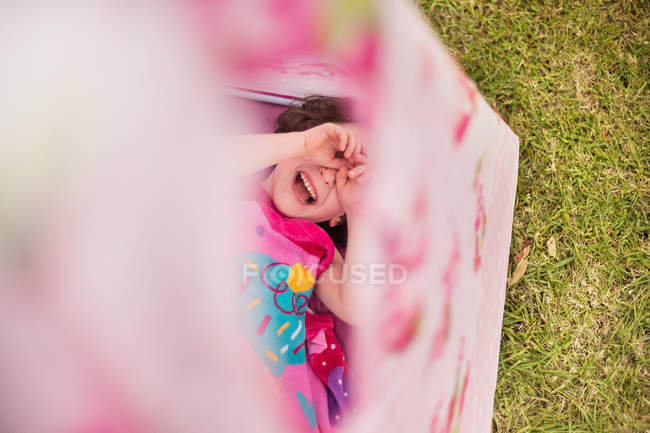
[327,123,364,163]
[360,137,368,156]
[334,127,346,152]
[354,134,362,159]
[323,157,349,170]
[343,129,351,152]
[325,124,346,152]
[354,153,368,165]
[343,131,355,160]
[353,154,368,164]
[355,172,372,184]
[336,166,349,192]
[348,164,368,179]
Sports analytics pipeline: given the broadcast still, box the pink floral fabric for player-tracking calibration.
[0,2,517,433]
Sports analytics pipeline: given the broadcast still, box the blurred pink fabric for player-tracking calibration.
[0,1,517,433]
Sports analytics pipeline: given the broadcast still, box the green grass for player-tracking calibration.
[417,1,649,431]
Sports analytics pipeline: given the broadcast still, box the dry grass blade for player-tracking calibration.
[507,245,530,287]
[547,236,557,258]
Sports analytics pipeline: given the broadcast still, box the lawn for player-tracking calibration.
[417,1,649,431]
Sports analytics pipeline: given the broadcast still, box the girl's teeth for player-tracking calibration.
[300,172,315,200]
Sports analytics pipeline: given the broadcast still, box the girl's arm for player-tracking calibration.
[314,248,356,325]
[232,131,306,174]
[314,165,369,326]
[232,123,363,175]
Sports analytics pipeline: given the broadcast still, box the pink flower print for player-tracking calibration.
[428,302,450,362]
[473,164,486,272]
[294,62,351,79]
[380,187,432,273]
[444,392,457,433]
[444,346,471,431]
[454,115,472,145]
[413,185,430,220]
[429,400,443,433]
[442,233,461,297]
[453,74,477,146]
[429,234,459,362]
[458,365,470,416]
[380,301,422,351]
[380,224,430,272]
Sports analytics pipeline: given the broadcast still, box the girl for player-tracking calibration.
[233,97,368,432]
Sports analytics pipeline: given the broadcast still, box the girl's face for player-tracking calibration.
[264,157,343,223]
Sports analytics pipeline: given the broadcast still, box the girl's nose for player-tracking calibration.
[320,167,336,187]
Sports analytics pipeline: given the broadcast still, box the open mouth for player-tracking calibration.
[293,170,317,205]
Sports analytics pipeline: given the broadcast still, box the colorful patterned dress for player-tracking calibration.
[235,186,351,432]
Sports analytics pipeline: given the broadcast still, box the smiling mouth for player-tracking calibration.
[294,171,317,205]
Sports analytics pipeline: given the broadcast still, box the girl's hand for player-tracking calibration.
[303,123,363,169]
[335,164,371,216]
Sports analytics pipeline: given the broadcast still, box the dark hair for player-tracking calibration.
[275,95,349,132]
[275,96,349,247]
